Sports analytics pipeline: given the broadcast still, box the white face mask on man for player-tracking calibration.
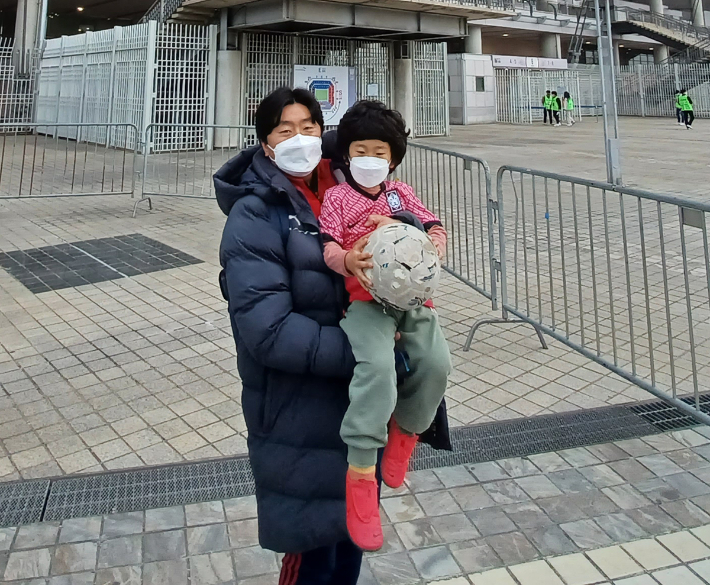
[268,134,322,177]
[349,156,391,188]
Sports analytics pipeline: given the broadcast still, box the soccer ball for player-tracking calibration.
[364,223,441,311]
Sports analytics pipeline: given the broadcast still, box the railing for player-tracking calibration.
[141,0,184,23]
[137,124,255,215]
[662,38,710,65]
[623,9,710,43]
[398,143,498,308]
[0,123,139,199]
[495,166,710,424]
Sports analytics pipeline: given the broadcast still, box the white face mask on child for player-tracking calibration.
[349,156,390,188]
[268,134,322,178]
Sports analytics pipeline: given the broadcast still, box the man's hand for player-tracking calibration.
[365,214,401,230]
[344,238,373,290]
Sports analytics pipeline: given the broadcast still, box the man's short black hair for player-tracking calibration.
[254,87,324,144]
[552,91,558,95]
[337,100,410,167]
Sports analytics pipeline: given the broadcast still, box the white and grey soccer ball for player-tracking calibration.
[364,223,441,311]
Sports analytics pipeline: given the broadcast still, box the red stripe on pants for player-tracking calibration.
[279,553,302,585]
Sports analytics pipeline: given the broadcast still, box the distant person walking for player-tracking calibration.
[675,90,684,126]
[542,90,553,125]
[563,91,576,126]
[550,91,562,127]
[679,89,694,129]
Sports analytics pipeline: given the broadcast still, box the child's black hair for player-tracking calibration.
[337,100,410,167]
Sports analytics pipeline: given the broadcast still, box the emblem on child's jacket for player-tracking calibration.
[386,190,404,213]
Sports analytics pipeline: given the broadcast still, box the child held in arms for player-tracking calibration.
[319,100,451,551]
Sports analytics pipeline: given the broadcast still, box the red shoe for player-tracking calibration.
[381,420,419,489]
[346,471,383,551]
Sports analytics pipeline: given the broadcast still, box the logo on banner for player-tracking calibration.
[294,65,354,125]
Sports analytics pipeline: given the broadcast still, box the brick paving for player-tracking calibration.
[0,190,651,482]
[3,429,710,583]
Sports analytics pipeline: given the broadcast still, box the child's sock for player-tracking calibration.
[348,465,376,479]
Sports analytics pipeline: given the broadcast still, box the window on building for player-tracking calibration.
[476,76,485,92]
[628,52,654,69]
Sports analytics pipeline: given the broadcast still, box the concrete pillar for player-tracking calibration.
[612,39,622,66]
[465,24,483,55]
[13,0,43,74]
[215,50,243,147]
[654,45,669,63]
[541,33,561,59]
[650,0,664,14]
[394,57,415,135]
[691,0,705,27]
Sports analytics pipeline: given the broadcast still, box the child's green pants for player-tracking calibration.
[340,300,451,468]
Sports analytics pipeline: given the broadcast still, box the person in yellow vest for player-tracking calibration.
[679,89,694,129]
[550,91,562,126]
[674,90,684,126]
[563,91,576,126]
[541,90,553,125]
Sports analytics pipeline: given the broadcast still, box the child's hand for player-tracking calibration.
[365,215,400,230]
[430,236,445,260]
[345,238,373,290]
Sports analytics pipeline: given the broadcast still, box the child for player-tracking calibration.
[319,101,451,551]
[563,91,575,126]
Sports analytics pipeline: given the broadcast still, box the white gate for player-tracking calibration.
[413,42,449,137]
[616,63,710,118]
[242,33,393,129]
[35,23,216,150]
[494,68,600,124]
[0,38,38,128]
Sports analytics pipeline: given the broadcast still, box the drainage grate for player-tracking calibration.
[0,480,50,526]
[0,233,202,293]
[630,393,710,432]
[413,404,660,471]
[44,457,254,522]
[0,397,704,527]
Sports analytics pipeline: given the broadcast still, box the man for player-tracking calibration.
[679,89,694,129]
[550,91,562,127]
[542,90,553,125]
[214,87,451,584]
[675,90,684,126]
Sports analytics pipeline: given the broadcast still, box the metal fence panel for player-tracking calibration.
[141,124,253,204]
[398,143,496,307]
[242,33,394,129]
[34,23,216,151]
[0,38,38,128]
[495,67,600,124]
[496,166,710,422]
[413,42,449,137]
[0,123,139,198]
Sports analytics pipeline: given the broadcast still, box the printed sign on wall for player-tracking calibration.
[293,65,357,125]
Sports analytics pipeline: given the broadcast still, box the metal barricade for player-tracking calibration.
[495,166,710,424]
[0,123,139,199]
[138,124,255,216]
[398,143,496,308]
